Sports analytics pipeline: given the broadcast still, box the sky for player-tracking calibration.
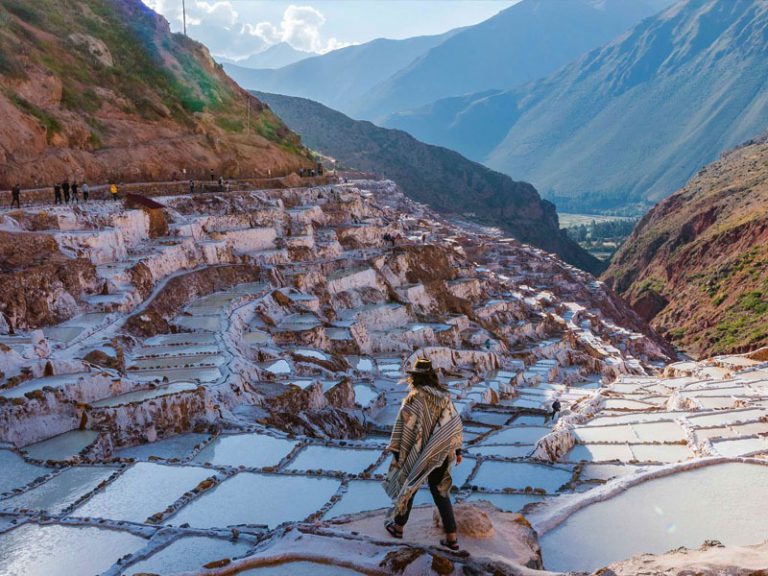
[142,1,518,60]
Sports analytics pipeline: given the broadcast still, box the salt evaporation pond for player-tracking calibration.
[324,481,432,519]
[0,372,92,399]
[483,426,551,444]
[1,466,115,514]
[353,384,378,406]
[90,381,198,407]
[73,462,212,523]
[470,444,532,459]
[0,523,146,576]
[288,446,380,474]
[193,433,297,468]
[124,535,252,575]
[472,461,572,493]
[23,430,100,461]
[170,473,340,528]
[465,492,545,513]
[114,433,209,461]
[0,450,48,494]
[540,462,768,572]
[239,562,364,575]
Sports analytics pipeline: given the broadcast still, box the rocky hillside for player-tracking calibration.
[603,132,768,358]
[389,0,768,213]
[0,0,312,188]
[256,91,603,275]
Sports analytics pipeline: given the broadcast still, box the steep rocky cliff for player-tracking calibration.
[0,0,312,188]
[603,132,768,357]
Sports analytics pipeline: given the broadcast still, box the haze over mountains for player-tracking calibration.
[389,0,768,212]
[227,0,670,122]
[218,43,313,70]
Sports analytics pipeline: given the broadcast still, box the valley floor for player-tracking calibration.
[0,179,765,575]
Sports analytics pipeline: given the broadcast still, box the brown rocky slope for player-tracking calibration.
[603,132,768,358]
[0,0,312,188]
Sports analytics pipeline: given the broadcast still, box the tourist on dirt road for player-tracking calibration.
[383,357,464,550]
[62,180,70,203]
[54,183,62,205]
[110,182,119,201]
[189,179,195,194]
[82,182,89,203]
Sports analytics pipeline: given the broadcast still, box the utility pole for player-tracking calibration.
[182,0,187,37]
[246,96,251,134]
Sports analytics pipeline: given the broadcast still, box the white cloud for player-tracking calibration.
[145,1,351,60]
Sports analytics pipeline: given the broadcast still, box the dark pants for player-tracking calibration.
[83,192,88,202]
[11,195,20,208]
[55,192,62,204]
[394,457,456,533]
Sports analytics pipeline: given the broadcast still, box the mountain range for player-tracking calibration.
[217,43,313,70]
[389,0,768,212]
[227,0,669,122]
[603,132,768,357]
[0,0,310,188]
[256,91,603,275]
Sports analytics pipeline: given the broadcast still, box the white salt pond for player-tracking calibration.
[288,446,380,474]
[124,535,252,575]
[193,433,298,468]
[73,462,212,523]
[465,492,545,513]
[482,426,551,445]
[0,372,92,399]
[540,463,768,572]
[324,480,432,519]
[472,461,572,493]
[23,430,100,461]
[0,450,48,494]
[90,382,198,408]
[0,466,115,514]
[114,433,209,461]
[469,445,533,459]
[238,562,364,575]
[0,523,146,576]
[353,384,378,406]
[170,473,340,528]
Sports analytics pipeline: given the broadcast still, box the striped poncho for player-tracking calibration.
[383,384,464,517]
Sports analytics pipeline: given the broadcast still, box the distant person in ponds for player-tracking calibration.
[71,181,79,203]
[62,180,70,203]
[189,179,195,194]
[54,183,62,205]
[546,398,562,423]
[110,182,118,201]
[11,184,20,208]
[81,182,89,203]
[383,358,464,550]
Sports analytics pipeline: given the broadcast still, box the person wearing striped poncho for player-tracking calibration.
[383,358,464,550]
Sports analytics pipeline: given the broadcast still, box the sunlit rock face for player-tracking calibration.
[2,178,763,575]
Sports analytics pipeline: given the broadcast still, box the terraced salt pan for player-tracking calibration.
[129,354,225,370]
[465,492,545,513]
[0,450,48,494]
[174,315,222,332]
[565,444,634,463]
[687,408,765,426]
[324,481,432,519]
[239,562,365,575]
[0,523,146,576]
[128,366,221,383]
[578,464,644,482]
[193,433,298,468]
[467,411,512,426]
[0,372,92,399]
[90,382,198,408]
[134,343,220,357]
[114,433,209,461]
[353,384,378,406]
[0,466,115,514]
[469,445,533,459]
[73,462,212,523]
[124,535,252,575]
[472,461,572,493]
[288,446,380,474]
[23,430,100,461]
[482,426,551,445]
[540,463,768,573]
[712,436,768,457]
[170,473,340,528]
[144,333,217,346]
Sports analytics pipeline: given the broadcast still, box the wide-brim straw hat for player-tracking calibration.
[407,358,434,375]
